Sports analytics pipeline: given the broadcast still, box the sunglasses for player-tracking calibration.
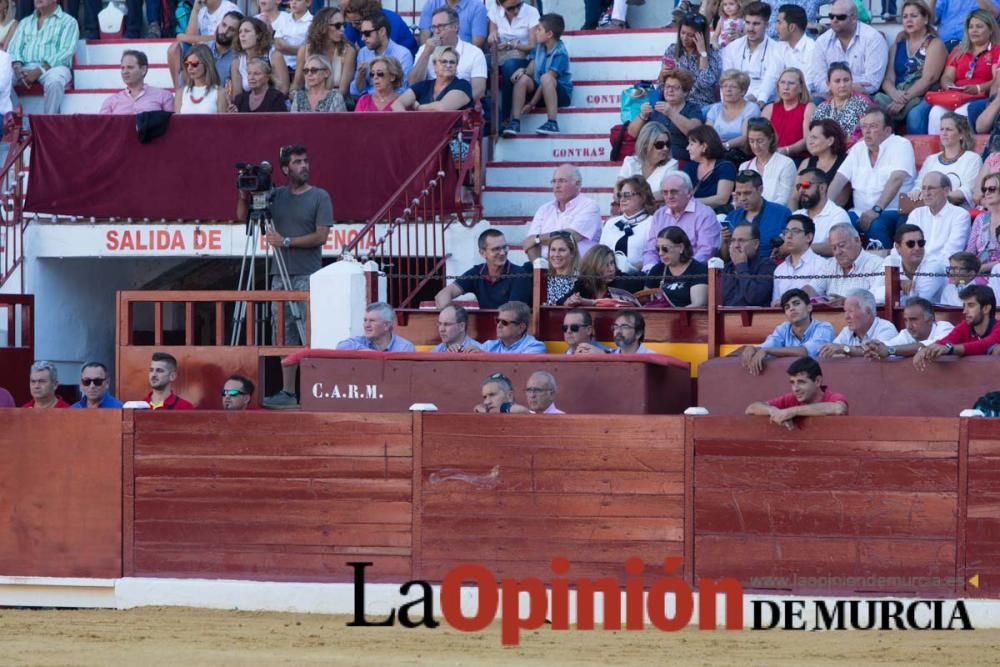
[794,182,814,190]
[184,60,202,68]
[653,140,669,150]
[496,318,522,326]
[902,239,927,248]
[504,1,523,11]
[360,28,376,37]
[829,13,849,20]
[683,12,707,27]
[738,169,759,177]
[302,67,329,74]
[562,323,587,333]
[487,372,511,383]
[437,59,458,66]
[221,389,248,397]
[618,191,638,199]
[985,185,999,194]
[371,70,387,78]
[81,378,106,387]
[657,245,679,253]
[328,21,344,29]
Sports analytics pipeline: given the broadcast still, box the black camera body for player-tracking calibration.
[236,161,273,193]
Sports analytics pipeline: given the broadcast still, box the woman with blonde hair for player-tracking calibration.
[761,67,815,160]
[0,0,18,50]
[705,69,759,161]
[544,231,581,305]
[354,56,403,112]
[908,112,981,207]
[617,121,677,201]
[392,46,472,111]
[290,54,347,112]
[176,44,227,114]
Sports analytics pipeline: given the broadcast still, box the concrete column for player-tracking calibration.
[309,259,371,348]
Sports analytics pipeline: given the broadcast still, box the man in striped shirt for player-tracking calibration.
[8,0,79,113]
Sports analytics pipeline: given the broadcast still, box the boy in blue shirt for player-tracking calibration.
[503,13,573,136]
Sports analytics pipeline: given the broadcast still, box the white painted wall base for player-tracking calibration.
[3,576,998,630]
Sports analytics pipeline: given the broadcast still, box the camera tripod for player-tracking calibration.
[231,193,307,346]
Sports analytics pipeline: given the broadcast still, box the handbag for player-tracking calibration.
[620,81,653,123]
[609,124,636,161]
[924,89,985,110]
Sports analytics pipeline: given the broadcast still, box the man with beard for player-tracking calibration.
[238,145,333,409]
[350,12,414,96]
[144,352,194,410]
[791,168,850,257]
[167,3,242,88]
[746,357,848,428]
[737,288,835,375]
[914,285,1000,370]
[71,362,123,408]
[221,375,255,410]
[577,309,654,355]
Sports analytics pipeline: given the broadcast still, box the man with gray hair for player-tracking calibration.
[410,5,487,100]
[818,288,897,358]
[642,170,720,269]
[481,301,546,353]
[863,298,954,359]
[525,371,565,414]
[804,222,886,306]
[523,164,602,260]
[432,304,482,352]
[473,372,530,413]
[337,302,417,352]
[903,172,971,263]
[806,0,888,97]
[22,361,69,409]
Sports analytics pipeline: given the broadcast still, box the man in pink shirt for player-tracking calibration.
[745,357,848,428]
[642,170,720,269]
[525,371,565,414]
[522,164,602,260]
[99,50,174,114]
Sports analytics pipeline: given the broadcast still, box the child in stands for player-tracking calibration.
[502,13,573,136]
[712,0,744,48]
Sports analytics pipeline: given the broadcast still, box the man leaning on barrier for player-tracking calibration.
[746,357,849,428]
[736,288,835,375]
[237,145,333,410]
[914,284,1000,370]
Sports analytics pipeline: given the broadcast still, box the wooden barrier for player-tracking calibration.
[0,294,33,405]
[2,410,996,598]
[0,410,121,577]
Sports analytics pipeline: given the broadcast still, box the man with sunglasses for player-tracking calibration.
[807,0,886,98]
[903,172,971,263]
[893,224,947,305]
[350,12,414,96]
[341,0,418,55]
[481,301,546,354]
[221,375,255,410]
[419,0,488,48]
[561,309,610,354]
[791,168,849,257]
[71,362,123,409]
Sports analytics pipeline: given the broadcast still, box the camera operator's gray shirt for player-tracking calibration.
[271,186,334,276]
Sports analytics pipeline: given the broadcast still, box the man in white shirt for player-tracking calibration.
[410,5,487,100]
[818,288,897,358]
[807,0,888,97]
[722,2,784,105]
[805,223,887,305]
[894,224,947,305]
[793,167,850,256]
[863,298,955,359]
[903,172,972,263]
[273,0,312,70]
[828,107,915,250]
[772,214,826,305]
[523,164,602,259]
[167,0,240,88]
[769,4,816,95]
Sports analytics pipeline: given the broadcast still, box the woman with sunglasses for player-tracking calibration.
[561,245,639,307]
[488,0,539,125]
[290,54,348,111]
[966,172,1000,273]
[292,7,356,100]
[628,69,704,162]
[908,112,981,207]
[761,67,814,161]
[544,231,580,305]
[602,176,657,273]
[617,121,677,201]
[230,17,290,98]
[176,44,228,114]
[355,55,403,111]
[636,226,708,308]
[811,63,871,144]
[684,124,736,212]
[228,57,290,112]
[662,11,721,107]
[739,117,797,206]
[393,46,472,111]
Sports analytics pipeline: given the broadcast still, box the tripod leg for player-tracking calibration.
[272,248,307,345]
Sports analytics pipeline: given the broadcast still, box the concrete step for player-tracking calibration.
[572,80,633,109]
[511,107,618,134]
[561,29,673,58]
[74,64,173,90]
[492,133,612,163]
[485,161,620,188]
[569,56,661,82]
[76,38,172,66]
[482,188,612,218]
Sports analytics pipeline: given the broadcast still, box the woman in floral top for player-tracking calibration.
[545,232,580,305]
[663,12,721,107]
[812,63,870,145]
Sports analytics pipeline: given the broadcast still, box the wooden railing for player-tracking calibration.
[0,293,34,405]
[0,112,31,291]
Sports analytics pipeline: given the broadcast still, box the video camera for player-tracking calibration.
[236,161,272,193]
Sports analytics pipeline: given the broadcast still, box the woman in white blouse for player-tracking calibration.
[739,117,797,205]
[601,176,657,272]
[908,112,982,208]
[618,121,678,201]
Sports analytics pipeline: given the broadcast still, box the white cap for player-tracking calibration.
[409,403,439,412]
[684,407,710,416]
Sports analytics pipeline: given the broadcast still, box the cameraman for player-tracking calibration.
[237,144,333,409]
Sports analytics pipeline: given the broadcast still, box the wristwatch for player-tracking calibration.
[945,343,955,354]
[535,234,541,246]
[872,205,883,215]
[887,346,896,357]
[282,237,291,248]
[843,344,852,356]
[698,51,708,58]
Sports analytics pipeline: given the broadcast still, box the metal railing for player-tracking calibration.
[0,112,31,292]
[342,108,483,309]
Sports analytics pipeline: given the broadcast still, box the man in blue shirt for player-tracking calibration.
[337,302,417,352]
[480,301,547,353]
[419,0,488,48]
[561,308,611,354]
[435,229,533,309]
[342,0,418,54]
[71,362,124,409]
[735,288,836,374]
[723,170,791,260]
[350,12,414,96]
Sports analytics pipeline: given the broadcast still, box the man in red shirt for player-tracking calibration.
[21,361,70,408]
[746,357,848,428]
[144,352,195,410]
[914,284,1000,371]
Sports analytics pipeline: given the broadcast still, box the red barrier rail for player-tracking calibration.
[0,111,31,291]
